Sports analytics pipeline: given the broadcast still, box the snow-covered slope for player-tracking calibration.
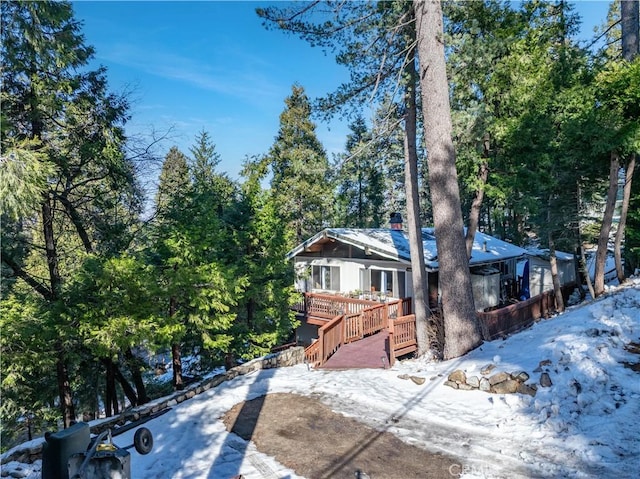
[4,280,640,479]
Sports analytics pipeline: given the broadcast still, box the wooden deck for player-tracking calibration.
[299,293,416,369]
[320,331,391,370]
[298,286,573,369]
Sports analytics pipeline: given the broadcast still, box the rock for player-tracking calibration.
[480,363,496,375]
[517,383,538,397]
[466,375,480,388]
[513,371,530,383]
[488,371,511,386]
[443,380,459,389]
[448,369,467,384]
[410,376,426,385]
[397,374,410,380]
[458,383,475,391]
[479,377,491,392]
[569,378,582,395]
[490,379,519,394]
[540,372,553,387]
[534,359,552,372]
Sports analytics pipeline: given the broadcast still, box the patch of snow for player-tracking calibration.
[4,279,640,479]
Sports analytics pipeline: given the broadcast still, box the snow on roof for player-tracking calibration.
[287,228,526,269]
[524,247,575,262]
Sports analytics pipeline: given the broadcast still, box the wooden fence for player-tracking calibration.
[477,284,576,340]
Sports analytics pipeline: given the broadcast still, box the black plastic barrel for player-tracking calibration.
[41,422,90,479]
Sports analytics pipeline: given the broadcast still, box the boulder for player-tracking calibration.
[513,371,530,383]
[533,359,552,373]
[480,363,496,375]
[490,379,519,394]
[466,376,480,388]
[457,383,475,391]
[539,372,553,387]
[488,371,511,386]
[443,380,459,389]
[479,377,491,392]
[517,383,538,397]
[448,369,467,384]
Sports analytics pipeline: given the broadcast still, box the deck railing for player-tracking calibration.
[303,285,578,368]
[303,296,409,367]
[294,292,409,317]
[388,314,418,367]
[305,314,344,368]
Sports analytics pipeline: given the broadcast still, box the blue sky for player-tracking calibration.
[71,1,613,181]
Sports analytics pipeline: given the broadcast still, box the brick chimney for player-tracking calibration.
[390,212,403,230]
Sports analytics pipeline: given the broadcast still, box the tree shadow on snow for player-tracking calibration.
[208,368,291,479]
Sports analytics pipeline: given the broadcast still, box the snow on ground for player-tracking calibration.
[3,279,640,479]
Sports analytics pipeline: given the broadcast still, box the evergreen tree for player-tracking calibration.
[1,0,142,428]
[259,2,442,357]
[334,116,385,227]
[149,139,245,389]
[444,0,522,252]
[155,146,191,219]
[415,0,482,359]
[229,159,299,359]
[265,84,331,245]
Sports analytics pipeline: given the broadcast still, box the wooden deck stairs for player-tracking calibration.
[299,294,418,369]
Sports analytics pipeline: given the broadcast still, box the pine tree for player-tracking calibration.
[334,116,385,227]
[415,0,482,359]
[259,2,443,357]
[149,138,245,389]
[266,84,331,245]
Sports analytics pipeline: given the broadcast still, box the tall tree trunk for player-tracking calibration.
[547,198,565,312]
[124,348,150,405]
[576,182,596,299]
[172,342,184,391]
[168,295,184,390]
[615,155,636,282]
[103,358,116,417]
[415,0,482,359]
[465,133,490,258]
[579,246,596,299]
[43,195,77,426]
[621,0,639,60]
[403,12,442,359]
[594,152,620,296]
[56,352,76,426]
[615,0,639,282]
[113,362,139,406]
[548,241,565,314]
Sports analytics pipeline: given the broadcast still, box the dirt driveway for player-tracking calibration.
[222,393,459,479]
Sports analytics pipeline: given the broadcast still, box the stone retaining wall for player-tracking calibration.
[1,347,305,466]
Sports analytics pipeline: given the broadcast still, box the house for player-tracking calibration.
[289,222,583,366]
[520,249,577,297]
[287,223,527,314]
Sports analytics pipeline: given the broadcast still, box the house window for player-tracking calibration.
[312,265,340,291]
[371,269,393,294]
[361,269,406,298]
[397,271,406,298]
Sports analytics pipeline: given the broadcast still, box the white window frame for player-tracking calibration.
[311,265,340,291]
